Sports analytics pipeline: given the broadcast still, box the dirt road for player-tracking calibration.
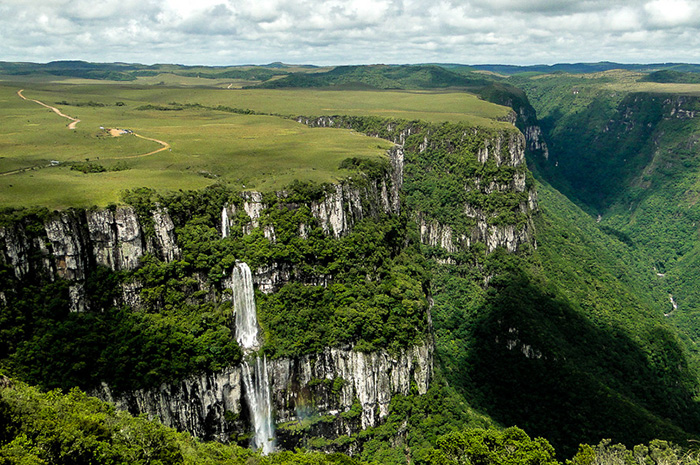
[14,89,172,164]
[104,133,171,159]
[17,89,81,129]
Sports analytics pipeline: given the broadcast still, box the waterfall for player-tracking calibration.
[230,260,275,454]
[232,263,260,350]
[241,356,275,454]
[221,207,230,239]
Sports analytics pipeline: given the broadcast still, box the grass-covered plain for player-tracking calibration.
[0,80,511,209]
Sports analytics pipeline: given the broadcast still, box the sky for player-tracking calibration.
[2,0,700,66]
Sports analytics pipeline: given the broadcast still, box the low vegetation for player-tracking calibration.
[0,77,511,209]
[3,376,698,465]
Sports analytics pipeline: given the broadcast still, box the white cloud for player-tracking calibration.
[644,0,696,27]
[1,0,700,65]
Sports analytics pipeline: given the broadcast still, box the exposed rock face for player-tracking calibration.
[419,215,535,254]
[86,209,118,270]
[294,114,537,255]
[0,206,179,311]
[221,137,404,241]
[418,130,537,254]
[525,125,549,159]
[516,106,550,160]
[114,207,145,270]
[419,219,461,254]
[475,130,525,167]
[269,342,433,430]
[150,207,180,262]
[98,366,244,442]
[0,224,32,279]
[86,206,145,271]
[45,211,88,282]
[95,342,432,450]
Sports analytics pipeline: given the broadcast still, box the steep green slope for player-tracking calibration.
[428,180,699,457]
[512,70,700,371]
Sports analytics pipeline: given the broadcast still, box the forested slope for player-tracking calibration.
[512,70,700,371]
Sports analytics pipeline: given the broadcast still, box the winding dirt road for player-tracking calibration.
[108,133,171,159]
[11,89,172,168]
[17,89,81,129]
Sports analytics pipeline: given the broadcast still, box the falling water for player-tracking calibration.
[230,261,275,454]
[221,207,230,239]
[241,355,275,454]
[232,263,260,350]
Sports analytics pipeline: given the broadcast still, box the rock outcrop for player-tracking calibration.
[99,366,244,442]
[417,128,537,254]
[0,206,180,311]
[270,342,433,430]
[95,342,433,450]
[221,140,403,241]
[295,114,538,255]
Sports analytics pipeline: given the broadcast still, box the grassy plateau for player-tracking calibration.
[0,78,511,209]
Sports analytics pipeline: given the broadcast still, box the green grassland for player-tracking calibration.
[31,82,510,124]
[0,79,511,209]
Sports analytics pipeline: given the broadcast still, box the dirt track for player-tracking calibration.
[105,133,171,159]
[17,89,81,129]
[14,89,172,164]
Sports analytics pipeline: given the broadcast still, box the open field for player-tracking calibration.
[0,79,512,209]
[529,70,700,96]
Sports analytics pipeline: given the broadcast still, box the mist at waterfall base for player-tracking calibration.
[225,210,276,454]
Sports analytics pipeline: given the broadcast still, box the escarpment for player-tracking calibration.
[0,206,179,312]
[296,114,537,256]
[97,342,433,451]
[0,113,538,453]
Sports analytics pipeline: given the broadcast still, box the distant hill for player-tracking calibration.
[250,64,493,90]
[640,69,700,83]
[469,62,700,75]
[0,61,290,82]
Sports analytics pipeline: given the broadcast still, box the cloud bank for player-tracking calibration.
[2,0,700,65]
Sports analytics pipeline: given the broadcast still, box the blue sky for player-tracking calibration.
[2,0,700,66]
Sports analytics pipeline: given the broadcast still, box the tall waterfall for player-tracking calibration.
[230,257,275,453]
[232,264,260,350]
[221,207,230,239]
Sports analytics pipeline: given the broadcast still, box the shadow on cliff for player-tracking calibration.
[444,270,700,457]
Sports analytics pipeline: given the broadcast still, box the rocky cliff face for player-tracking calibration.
[96,342,433,451]
[295,115,538,256]
[0,206,180,312]
[221,141,402,242]
[1,112,538,453]
[415,128,537,255]
[99,366,244,442]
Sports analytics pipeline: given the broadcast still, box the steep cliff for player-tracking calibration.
[0,111,539,455]
[295,115,538,256]
[0,206,180,312]
[97,342,432,451]
[222,143,402,242]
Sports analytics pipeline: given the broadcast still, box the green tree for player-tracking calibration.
[426,427,559,465]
